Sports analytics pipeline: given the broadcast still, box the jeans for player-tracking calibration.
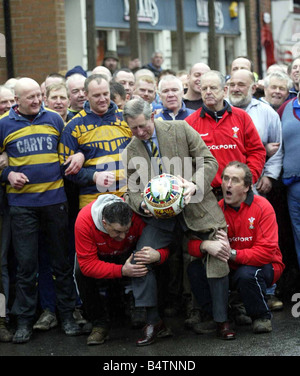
[9,203,76,325]
[287,181,300,268]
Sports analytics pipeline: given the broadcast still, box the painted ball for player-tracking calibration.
[143,173,185,218]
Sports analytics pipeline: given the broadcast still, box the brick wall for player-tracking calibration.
[0,0,67,85]
[0,3,6,83]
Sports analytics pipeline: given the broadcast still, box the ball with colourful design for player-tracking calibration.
[143,173,185,218]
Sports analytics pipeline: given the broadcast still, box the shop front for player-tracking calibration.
[65,0,246,75]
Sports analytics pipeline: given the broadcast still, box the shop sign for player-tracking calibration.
[196,0,224,30]
[124,0,159,26]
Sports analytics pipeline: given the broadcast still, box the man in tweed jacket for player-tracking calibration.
[121,97,235,340]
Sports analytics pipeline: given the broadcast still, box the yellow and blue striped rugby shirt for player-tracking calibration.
[58,101,132,209]
[0,105,67,207]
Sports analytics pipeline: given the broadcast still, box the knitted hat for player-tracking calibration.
[65,65,87,78]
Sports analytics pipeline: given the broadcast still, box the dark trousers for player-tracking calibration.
[231,264,273,320]
[9,203,76,325]
[75,268,125,328]
[188,259,274,321]
[75,227,163,327]
[187,259,229,322]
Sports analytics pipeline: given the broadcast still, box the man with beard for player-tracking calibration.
[228,69,283,196]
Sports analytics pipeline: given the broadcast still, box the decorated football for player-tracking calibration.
[143,173,185,218]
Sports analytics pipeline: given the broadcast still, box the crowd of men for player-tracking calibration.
[0,49,299,348]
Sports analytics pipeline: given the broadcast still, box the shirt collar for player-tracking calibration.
[200,100,232,119]
[224,189,254,211]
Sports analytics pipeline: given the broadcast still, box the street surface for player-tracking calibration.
[0,302,299,364]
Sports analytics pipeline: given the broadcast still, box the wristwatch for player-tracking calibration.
[230,249,237,260]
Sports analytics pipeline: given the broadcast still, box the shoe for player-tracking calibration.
[81,321,93,334]
[33,309,58,331]
[267,295,283,311]
[136,320,172,347]
[73,307,88,325]
[185,309,201,329]
[230,302,252,325]
[253,318,272,334]
[0,317,13,342]
[164,306,180,317]
[12,325,33,344]
[216,322,236,340]
[61,317,82,336]
[193,319,216,334]
[87,327,109,345]
[234,313,252,326]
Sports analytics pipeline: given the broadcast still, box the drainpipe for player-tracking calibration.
[256,0,263,78]
[3,0,14,78]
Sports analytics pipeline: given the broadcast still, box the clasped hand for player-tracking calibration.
[121,247,160,277]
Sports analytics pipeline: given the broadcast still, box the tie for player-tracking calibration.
[149,138,162,174]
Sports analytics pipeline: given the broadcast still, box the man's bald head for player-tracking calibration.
[14,78,41,97]
[14,78,42,116]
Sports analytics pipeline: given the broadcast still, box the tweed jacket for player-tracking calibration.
[122,119,229,278]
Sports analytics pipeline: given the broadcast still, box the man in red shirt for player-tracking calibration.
[187,161,285,334]
[185,70,266,199]
[75,194,171,346]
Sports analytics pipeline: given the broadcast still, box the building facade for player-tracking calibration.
[90,0,247,75]
[0,0,68,84]
[1,0,299,84]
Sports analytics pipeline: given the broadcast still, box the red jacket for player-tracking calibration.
[188,193,285,285]
[185,105,266,187]
[75,200,169,279]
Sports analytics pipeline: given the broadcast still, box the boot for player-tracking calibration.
[0,317,13,342]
